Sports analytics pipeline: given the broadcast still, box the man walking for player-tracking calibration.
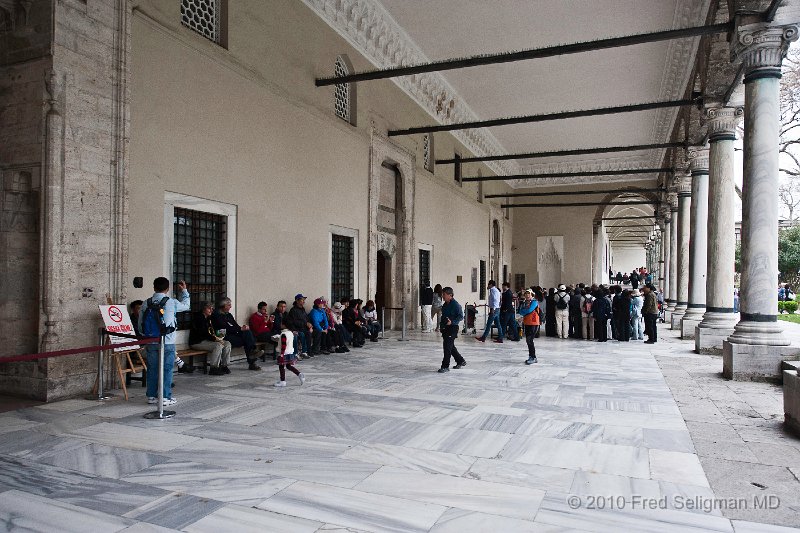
[499,282,518,341]
[642,284,659,344]
[439,287,466,373]
[553,284,570,339]
[476,280,504,343]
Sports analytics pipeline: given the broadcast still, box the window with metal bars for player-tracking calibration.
[479,260,486,300]
[423,134,434,173]
[181,0,226,45]
[515,273,526,291]
[331,234,354,303]
[419,249,430,289]
[334,55,356,126]
[173,207,227,330]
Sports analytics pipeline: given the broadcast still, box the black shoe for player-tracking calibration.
[248,363,262,371]
[208,366,224,376]
[370,338,378,342]
[454,361,467,369]
[437,367,450,373]
[644,340,656,344]
[221,365,231,374]
[177,365,194,374]
[323,350,331,355]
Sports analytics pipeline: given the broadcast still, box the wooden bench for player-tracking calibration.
[177,348,209,373]
[255,340,278,362]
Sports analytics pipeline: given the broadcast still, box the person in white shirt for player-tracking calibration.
[553,284,570,339]
[476,280,505,343]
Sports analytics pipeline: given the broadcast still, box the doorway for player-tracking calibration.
[376,250,392,326]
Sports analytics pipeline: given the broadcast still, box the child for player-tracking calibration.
[275,330,304,387]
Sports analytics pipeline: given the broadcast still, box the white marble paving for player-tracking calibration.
[649,449,711,487]
[66,422,201,452]
[183,504,322,533]
[258,480,447,532]
[0,489,135,532]
[429,508,543,532]
[339,443,475,475]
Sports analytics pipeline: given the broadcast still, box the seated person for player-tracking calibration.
[211,297,263,370]
[337,297,352,344]
[129,300,143,337]
[270,300,288,335]
[343,298,367,347]
[189,301,232,375]
[286,294,313,357]
[326,302,349,353]
[361,300,381,342]
[308,297,331,356]
[249,301,278,356]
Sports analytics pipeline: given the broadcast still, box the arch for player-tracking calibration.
[334,54,357,126]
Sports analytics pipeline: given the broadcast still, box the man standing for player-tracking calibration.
[420,283,434,332]
[629,270,640,290]
[642,284,659,344]
[499,282,518,341]
[476,280,504,343]
[139,277,190,406]
[439,286,466,373]
[553,284,570,339]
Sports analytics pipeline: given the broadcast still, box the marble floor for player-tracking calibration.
[1,323,799,532]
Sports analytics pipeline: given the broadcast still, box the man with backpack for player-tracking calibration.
[568,286,582,338]
[580,289,595,340]
[553,284,570,339]
[138,277,190,406]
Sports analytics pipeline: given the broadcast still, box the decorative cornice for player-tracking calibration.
[688,146,709,174]
[704,105,743,141]
[731,23,799,79]
[299,0,514,177]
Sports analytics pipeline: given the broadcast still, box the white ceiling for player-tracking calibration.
[377,0,710,186]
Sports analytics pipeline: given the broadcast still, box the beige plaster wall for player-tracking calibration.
[611,247,647,274]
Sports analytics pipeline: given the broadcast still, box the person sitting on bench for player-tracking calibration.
[212,297,263,370]
[249,301,278,357]
[190,301,232,375]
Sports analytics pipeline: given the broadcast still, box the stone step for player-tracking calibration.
[782,360,800,372]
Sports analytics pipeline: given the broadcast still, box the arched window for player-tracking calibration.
[334,55,357,126]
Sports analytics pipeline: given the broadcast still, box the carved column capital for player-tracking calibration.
[674,172,692,197]
[704,105,743,142]
[688,146,710,175]
[731,23,799,81]
[668,191,679,211]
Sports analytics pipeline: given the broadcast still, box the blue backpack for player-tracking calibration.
[141,296,174,337]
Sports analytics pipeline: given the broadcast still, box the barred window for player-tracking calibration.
[419,249,431,288]
[423,134,434,172]
[331,234,354,303]
[173,207,227,330]
[454,152,462,187]
[334,55,356,126]
[479,260,486,300]
[515,273,526,291]
[181,0,226,45]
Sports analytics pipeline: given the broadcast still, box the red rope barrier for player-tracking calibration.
[0,336,160,364]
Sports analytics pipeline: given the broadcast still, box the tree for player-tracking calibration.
[779,49,800,199]
[779,226,800,289]
[779,177,800,222]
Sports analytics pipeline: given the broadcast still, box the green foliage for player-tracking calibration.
[779,226,800,289]
[779,300,799,314]
[779,313,800,324]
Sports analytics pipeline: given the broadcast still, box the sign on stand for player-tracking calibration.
[99,305,139,352]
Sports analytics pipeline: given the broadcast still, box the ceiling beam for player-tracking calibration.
[437,142,689,165]
[765,0,783,21]
[485,187,664,199]
[602,215,656,220]
[463,168,672,183]
[315,23,731,86]
[388,99,697,136]
[502,200,657,208]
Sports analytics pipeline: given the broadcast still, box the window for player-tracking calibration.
[378,163,400,234]
[423,134,434,173]
[454,153,462,186]
[181,0,227,46]
[515,273,526,291]
[503,264,508,284]
[331,234,354,303]
[173,207,227,330]
[419,249,430,288]
[334,55,357,126]
[479,260,486,300]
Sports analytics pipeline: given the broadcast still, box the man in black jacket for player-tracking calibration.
[190,301,232,375]
[211,297,262,370]
[499,282,518,341]
[286,294,313,357]
[420,284,434,332]
[343,298,366,347]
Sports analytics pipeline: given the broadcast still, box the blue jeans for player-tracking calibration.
[500,310,517,340]
[481,309,504,340]
[145,343,175,399]
[294,330,310,354]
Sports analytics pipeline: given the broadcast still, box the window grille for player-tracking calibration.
[181,0,221,44]
[331,234,354,303]
[173,207,227,330]
[334,56,351,123]
[454,153,462,186]
[419,249,431,289]
[479,260,486,300]
[423,134,435,172]
[515,273,526,291]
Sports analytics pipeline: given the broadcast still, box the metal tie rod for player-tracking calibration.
[437,142,688,165]
[389,100,697,136]
[463,167,673,183]
[484,187,664,199]
[502,200,657,208]
[316,23,730,86]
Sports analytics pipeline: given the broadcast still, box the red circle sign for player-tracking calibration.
[108,306,123,323]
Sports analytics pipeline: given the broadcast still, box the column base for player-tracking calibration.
[723,340,800,381]
[670,306,687,330]
[680,317,701,339]
[695,311,737,354]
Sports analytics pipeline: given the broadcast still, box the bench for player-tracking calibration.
[255,340,278,362]
[178,348,210,373]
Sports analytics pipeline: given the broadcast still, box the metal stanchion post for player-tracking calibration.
[398,306,409,342]
[88,328,111,401]
[144,335,175,419]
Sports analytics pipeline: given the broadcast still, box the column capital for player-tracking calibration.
[674,172,692,197]
[658,204,672,223]
[731,23,799,81]
[688,146,710,175]
[667,191,679,211]
[704,105,743,142]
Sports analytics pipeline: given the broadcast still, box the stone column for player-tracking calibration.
[666,193,679,314]
[592,221,604,285]
[697,106,742,354]
[681,148,710,339]
[724,23,800,380]
[661,210,671,300]
[671,175,692,329]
